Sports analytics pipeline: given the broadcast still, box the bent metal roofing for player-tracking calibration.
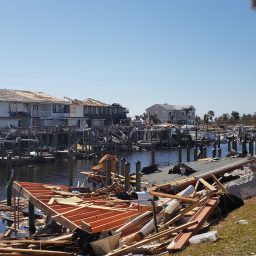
[0,89,68,104]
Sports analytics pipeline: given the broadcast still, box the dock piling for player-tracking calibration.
[178,146,182,163]
[124,162,131,192]
[68,150,74,187]
[135,161,141,191]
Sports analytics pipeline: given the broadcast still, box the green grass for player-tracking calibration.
[175,197,256,256]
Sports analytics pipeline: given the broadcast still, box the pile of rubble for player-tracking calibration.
[0,156,255,255]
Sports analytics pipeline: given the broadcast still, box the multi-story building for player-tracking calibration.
[83,98,128,127]
[146,104,196,125]
[0,89,129,128]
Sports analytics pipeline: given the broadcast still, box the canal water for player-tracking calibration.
[0,143,245,201]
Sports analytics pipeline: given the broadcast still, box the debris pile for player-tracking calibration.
[0,156,255,255]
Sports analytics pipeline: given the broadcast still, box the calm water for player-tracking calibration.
[0,142,247,200]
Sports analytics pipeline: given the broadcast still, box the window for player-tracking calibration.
[163,111,167,117]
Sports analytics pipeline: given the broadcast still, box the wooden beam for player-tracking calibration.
[160,193,215,231]
[210,174,229,194]
[191,179,200,198]
[106,220,198,256]
[149,191,197,203]
[199,178,217,192]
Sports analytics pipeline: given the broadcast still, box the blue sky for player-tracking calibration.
[0,0,255,118]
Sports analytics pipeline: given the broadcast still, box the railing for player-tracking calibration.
[31,111,51,117]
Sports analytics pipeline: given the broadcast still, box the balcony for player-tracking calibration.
[31,111,51,118]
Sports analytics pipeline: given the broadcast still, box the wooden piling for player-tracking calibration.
[124,162,130,192]
[194,147,198,161]
[218,147,222,157]
[234,139,238,151]
[186,146,190,162]
[68,150,74,187]
[213,142,217,152]
[217,135,221,148]
[242,140,247,156]
[151,150,155,166]
[135,161,141,191]
[178,146,182,163]
[249,140,254,156]
[28,201,36,236]
[7,168,14,207]
[203,146,207,158]
[17,137,21,160]
[212,148,216,158]
[121,158,126,176]
[228,139,231,152]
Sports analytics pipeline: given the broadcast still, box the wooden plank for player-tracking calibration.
[210,173,229,194]
[199,178,217,192]
[191,179,200,198]
[106,220,198,256]
[149,190,197,203]
[169,197,219,250]
[160,193,214,231]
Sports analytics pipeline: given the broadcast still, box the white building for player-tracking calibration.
[0,89,75,128]
[146,104,196,125]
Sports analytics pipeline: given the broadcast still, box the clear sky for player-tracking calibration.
[0,0,255,118]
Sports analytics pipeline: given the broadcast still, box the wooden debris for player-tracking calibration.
[106,220,198,256]
[149,190,197,203]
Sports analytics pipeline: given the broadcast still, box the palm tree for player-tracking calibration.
[231,111,240,127]
[207,110,215,121]
[252,0,256,9]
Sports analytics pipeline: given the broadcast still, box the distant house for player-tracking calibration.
[82,98,129,127]
[0,89,129,129]
[0,89,73,128]
[146,104,196,125]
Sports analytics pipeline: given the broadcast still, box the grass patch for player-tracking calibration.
[175,197,256,256]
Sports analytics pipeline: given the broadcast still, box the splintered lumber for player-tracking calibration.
[191,179,200,198]
[149,190,197,203]
[0,248,74,255]
[163,185,194,223]
[199,178,217,192]
[168,197,219,250]
[106,220,198,256]
[210,174,229,194]
[160,193,215,231]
